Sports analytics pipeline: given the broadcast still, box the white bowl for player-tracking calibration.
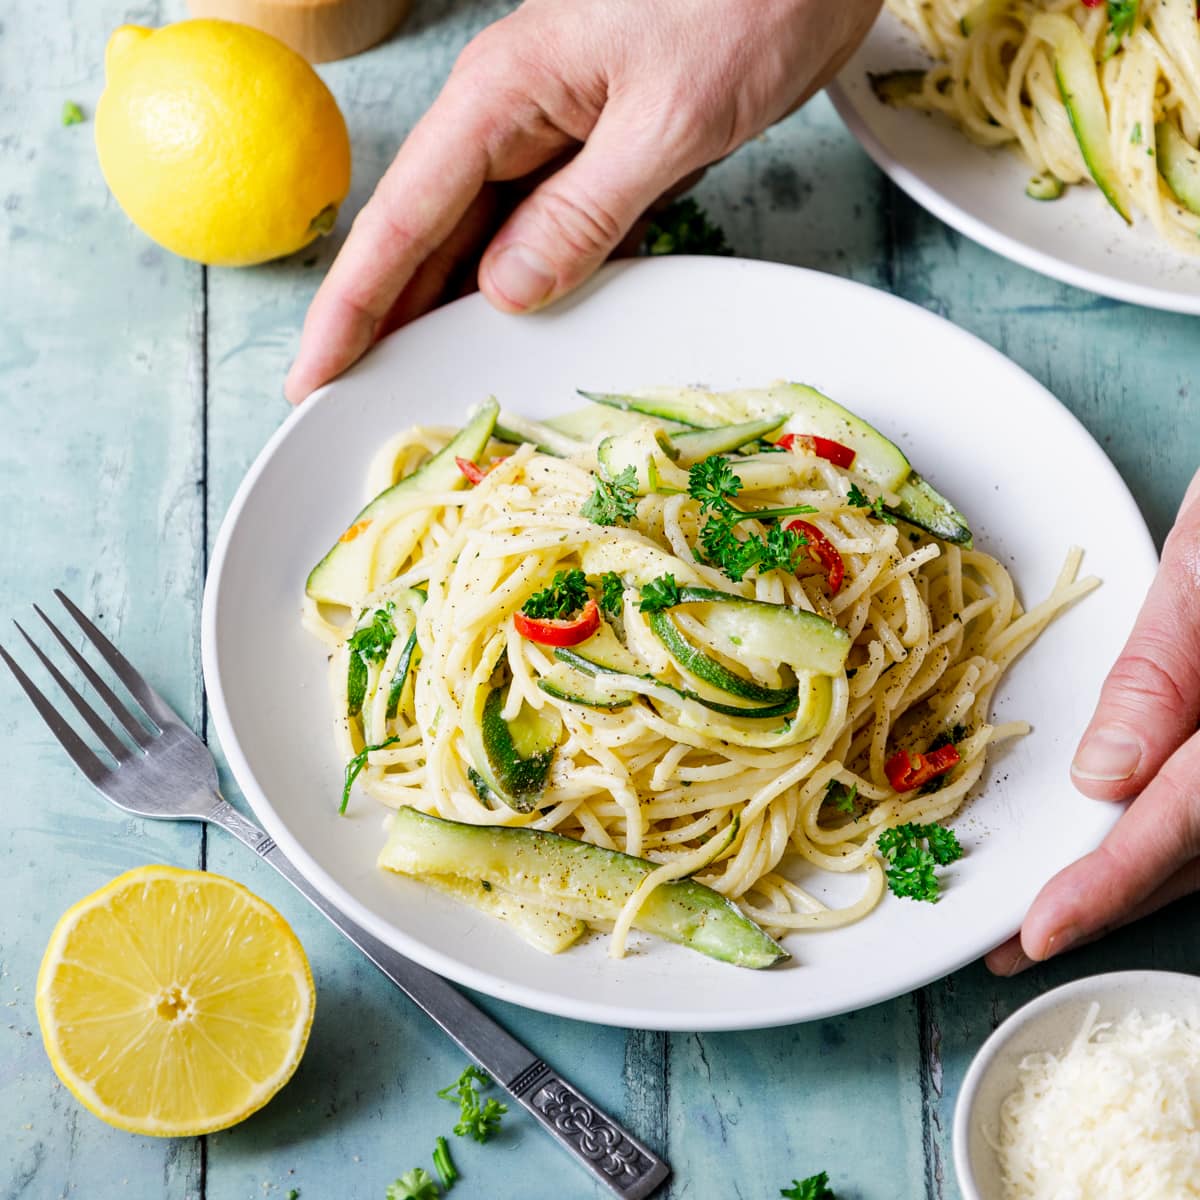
[953,969,1200,1199]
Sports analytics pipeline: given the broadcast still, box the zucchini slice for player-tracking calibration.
[378,807,788,968]
[1156,120,1200,216]
[307,397,499,607]
[1031,13,1132,224]
[667,414,788,464]
[493,411,585,458]
[889,474,972,546]
[536,662,635,710]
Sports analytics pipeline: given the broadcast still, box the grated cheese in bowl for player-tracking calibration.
[997,1002,1200,1199]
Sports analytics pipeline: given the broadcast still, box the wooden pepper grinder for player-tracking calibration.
[186,0,411,62]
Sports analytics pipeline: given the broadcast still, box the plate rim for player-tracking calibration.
[202,255,1154,1031]
[826,75,1200,316]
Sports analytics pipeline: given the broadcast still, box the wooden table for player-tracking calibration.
[3,3,1198,1197]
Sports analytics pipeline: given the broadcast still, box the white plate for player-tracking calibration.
[827,13,1200,313]
[202,256,1155,1031]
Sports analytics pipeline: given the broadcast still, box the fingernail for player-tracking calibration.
[994,947,1033,977]
[1046,924,1081,958]
[488,244,555,310]
[1072,728,1141,782]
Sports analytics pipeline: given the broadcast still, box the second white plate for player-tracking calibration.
[203,256,1155,1031]
[828,12,1200,313]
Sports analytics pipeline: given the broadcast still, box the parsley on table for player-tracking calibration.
[521,569,590,621]
[438,1065,507,1144]
[1105,0,1138,55]
[824,779,859,815]
[340,735,401,813]
[598,571,625,619]
[432,1136,458,1190]
[638,574,682,613]
[644,197,733,257]
[386,1168,439,1200]
[347,604,397,716]
[581,464,639,526]
[61,100,84,126]
[877,822,963,902]
[287,1191,300,1200]
[781,1170,837,1199]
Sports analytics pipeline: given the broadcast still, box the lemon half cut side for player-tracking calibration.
[36,865,315,1137]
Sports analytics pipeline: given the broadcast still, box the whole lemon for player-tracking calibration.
[95,20,351,267]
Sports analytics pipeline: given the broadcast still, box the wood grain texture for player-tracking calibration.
[1,0,1197,1198]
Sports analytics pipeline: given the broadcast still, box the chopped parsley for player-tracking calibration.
[581,464,639,526]
[287,1191,300,1200]
[432,1136,458,1190]
[638,574,682,613]
[347,604,397,716]
[521,569,590,621]
[1105,0,1138,56]
[438,1065,507,1143]
[1131,121,1143,144]
[598,571,625,619]
[824,779,859,815]
[386,1168,439,1200]
[877,822,963,902]
[644,197,733,257]
[61,100,85,126]
[781,1171,837,1199]
[845,481,896,525]
[341,735,401,813]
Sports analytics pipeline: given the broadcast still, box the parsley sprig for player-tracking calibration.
[688,456,816,582]
[638,574,682,613]
[598,571,625,619]
[877,822,963,902]
[438,1065,507,1143]
[581,464,639,526]
[824,779,859,815]
[386,1168,439,1200]
[781,1170,837,1199]
[521,569,590,621]
[346,604,397,716]
[846,482,896,525]
[1105,0,1137,57]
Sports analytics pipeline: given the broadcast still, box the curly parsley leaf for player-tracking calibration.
[688,456,743,508]
[341,735,401,814]
[638,574,682,613]
[877,822,964,902]
[522,569,590,621]
[581,464,639,526]
[386,1168,439,1200]
[781,1171,837,1200]
[872,496,897,526]
[824,779,859,815]
[1105,0,1137,56]
[438,1065,507,1144]
[645,197,733,257]
[598,571,625,619]
[846,482,871,508]
[346,604,397,716]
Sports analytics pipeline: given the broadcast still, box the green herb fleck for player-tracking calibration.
[1131,121,1143,144]
[598,571,625,620]
[846,482,871,508]
[437,1065,507,1144]
[877,822,963,902]
[347,604,397,716]
[287,1191,300,1200]
[386,1168,439,1200]
[873,496,897,525]
[824,779,859,815]
[1104,0,1138,56]
[638,574,682,613]
[581,464,639,527]
[61,100,85,126]
[522,569,590,621]
[341,735,401,813]
[644,197,733,257]
[781,1171,837,1200]
[432,1136,457,1190]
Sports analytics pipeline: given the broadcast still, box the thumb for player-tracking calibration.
[1071,469,1200,799]
[478,110,687,313]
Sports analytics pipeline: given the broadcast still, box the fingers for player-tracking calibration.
[478,108,690,313]
[284,75,516,405]
[1017,728,1200,964]
[1070,470,1200,798]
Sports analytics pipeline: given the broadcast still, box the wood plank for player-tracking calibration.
[0,3,205,1196]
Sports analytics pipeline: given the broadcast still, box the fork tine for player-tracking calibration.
[34,604,153,749]
[54,590,182,732]
[14,620,131,763]
[0,643,108,784]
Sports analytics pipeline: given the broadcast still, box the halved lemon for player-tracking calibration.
[36,865,315,1136]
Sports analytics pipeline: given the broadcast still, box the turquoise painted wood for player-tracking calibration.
[2,1,1197,1198]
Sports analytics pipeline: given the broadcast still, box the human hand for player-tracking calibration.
[284,0,881,404]
[987,469,1200,975]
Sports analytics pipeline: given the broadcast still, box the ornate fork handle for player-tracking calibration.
[207,796,669,1200]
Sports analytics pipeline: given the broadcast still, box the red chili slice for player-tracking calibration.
[777,432,857,470]
[786,519,845,594]
[513,598,600,648]
[885,744,961,792]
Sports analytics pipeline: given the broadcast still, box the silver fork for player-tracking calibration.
[2,590,669,1200]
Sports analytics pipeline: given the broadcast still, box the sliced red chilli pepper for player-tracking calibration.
[885,744,961,792]
[513,598,600,647]
[786,519,846,594]
[777,432,857,470]
[456,456,488,485]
